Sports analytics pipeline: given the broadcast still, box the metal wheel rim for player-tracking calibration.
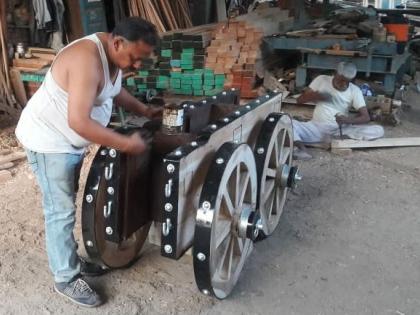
[93,174,150,268]
[82,146,150,269]
[258,114,293,236]
[194,143,257,299]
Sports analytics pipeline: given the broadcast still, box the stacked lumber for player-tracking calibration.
[206,21,263,98]
[128,0,192,33]
[125,32,224,97]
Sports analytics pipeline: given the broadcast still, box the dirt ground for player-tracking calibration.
[0,99,420,315]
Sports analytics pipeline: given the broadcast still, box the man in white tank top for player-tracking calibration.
[15,17,160,307]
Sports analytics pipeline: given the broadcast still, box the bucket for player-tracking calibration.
[383,23,409,42]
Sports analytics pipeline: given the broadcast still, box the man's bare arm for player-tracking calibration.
[67,56,144,153]
[336,107,370,125]
[297,88,331,104]
[114,87,148,116]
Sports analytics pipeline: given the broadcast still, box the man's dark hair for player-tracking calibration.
[112,17,159,46]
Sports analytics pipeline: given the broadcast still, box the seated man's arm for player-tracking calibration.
[67,57,145,154]
[336,107,370,125]
[336,87,370,125]
[297,76,331,104]
[297,88,331,104]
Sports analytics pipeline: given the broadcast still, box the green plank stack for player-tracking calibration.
[125,32,225,97]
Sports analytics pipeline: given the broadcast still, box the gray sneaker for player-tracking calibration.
[54,277,102,307]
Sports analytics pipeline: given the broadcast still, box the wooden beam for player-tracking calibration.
[331,137,420,149]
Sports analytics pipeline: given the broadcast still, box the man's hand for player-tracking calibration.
[145,106,163,120]
[122,132,147,155]
[335,115,351,125]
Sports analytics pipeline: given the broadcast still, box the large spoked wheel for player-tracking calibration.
[254,113,294,238]
[82,145,151,268]
[193,143,258,299]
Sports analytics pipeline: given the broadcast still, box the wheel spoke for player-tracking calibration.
[266,187,275,221]
[238,172,250,206]
[281,147,291,164]
[235,165,241,207]
[222,193,235,218]
[215,220,232,248]
[214,235,232,279]
[262,179,275,203]
[265,168,277,178]
[273,137,280,168]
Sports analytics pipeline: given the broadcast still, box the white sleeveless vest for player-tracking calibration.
[16,33,122,154]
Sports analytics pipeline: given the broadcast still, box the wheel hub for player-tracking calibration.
[237,207,261,241]
[276,164,302,189]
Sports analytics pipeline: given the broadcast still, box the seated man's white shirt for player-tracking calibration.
[293,75,384,143]
[310,75,366,124]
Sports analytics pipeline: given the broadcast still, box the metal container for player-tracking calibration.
[162,103,184,134]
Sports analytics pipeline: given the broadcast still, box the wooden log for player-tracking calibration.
[0,162,14,170]
[331,137,420,149]
[0,151,27,165]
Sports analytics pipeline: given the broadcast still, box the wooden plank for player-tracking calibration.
[10,68,28,107]
[331,137,420,149]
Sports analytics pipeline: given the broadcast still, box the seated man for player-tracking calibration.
[293,62,384,160]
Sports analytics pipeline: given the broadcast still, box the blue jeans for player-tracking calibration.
[26,150,84,283]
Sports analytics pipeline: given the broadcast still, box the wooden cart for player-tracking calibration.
[81,89,301,299]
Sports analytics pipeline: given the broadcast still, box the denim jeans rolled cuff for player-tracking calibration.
[26,149,84,283]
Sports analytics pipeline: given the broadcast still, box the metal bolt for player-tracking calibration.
[85,194,93,203]
[189,105,195,109]
[222,91,227,95]
[164,203,173,212]
[210,124,217,130]
[183,104,188,108]
[246,105,251,110]
[197,252,206,261]
[202,289,210,295]
[235,111,240,115]
[256,100,260,104]
[265,95,270,98]
[86,240,93,247]
[164,244,173,254]
[107,187,114,195]
[223,118,229,123]
[105,227,113,235]
[257,147,265,154]
[191,141,198,147]
[274,89,279,93]
[202,100,207,104]
[109,149,117,158]
[269,117,275,122]
[202,201,211,210]
[231,88,236,91]
[175,150,182,156]
[100,150,108,156]
[167,164,175,173]
[212,96,217,99]
[216,158,224,164]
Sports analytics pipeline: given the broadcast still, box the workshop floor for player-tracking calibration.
[0,106,420,315]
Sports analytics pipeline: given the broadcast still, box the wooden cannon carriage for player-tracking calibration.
[81,89,301,299]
